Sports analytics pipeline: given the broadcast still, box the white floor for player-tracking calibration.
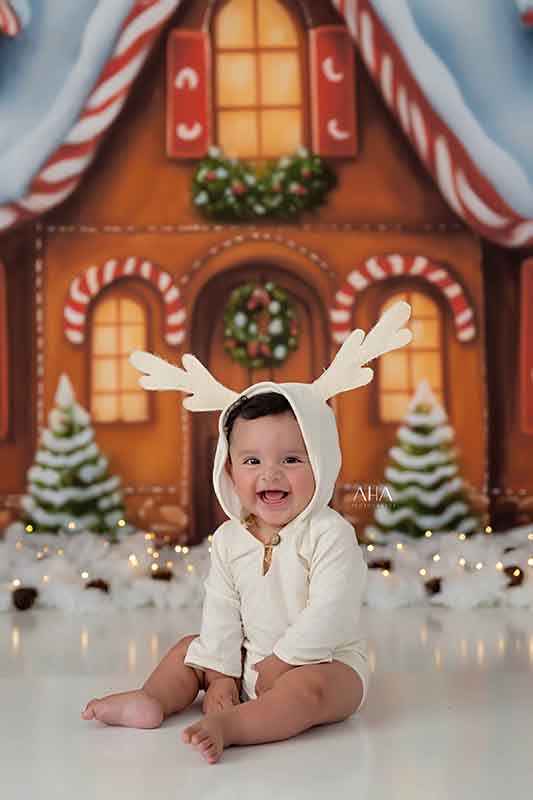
[1,605,532,799]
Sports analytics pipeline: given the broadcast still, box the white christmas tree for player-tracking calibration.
[366,380,481,539]
[21,374,129,535]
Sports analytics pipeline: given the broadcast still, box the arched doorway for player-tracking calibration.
[189,262,329,543]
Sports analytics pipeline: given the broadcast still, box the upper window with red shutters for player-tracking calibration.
[166,0,357,161]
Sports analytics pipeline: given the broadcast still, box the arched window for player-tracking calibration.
[378,290,445,422]
[0,260,8,439]
[90,291,149,423]
[213,0,305,159]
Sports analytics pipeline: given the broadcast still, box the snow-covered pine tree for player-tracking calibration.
[366,379,481,540]
[21,374,129,536]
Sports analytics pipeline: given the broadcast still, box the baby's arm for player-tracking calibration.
[271,525,367,665]
[184,527,244,686]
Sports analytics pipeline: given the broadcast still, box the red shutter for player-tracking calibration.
[0,260,8,439]
[521,258,533,434]
[309,25,357,158]
[166,29,212,159]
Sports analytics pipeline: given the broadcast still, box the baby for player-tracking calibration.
[82,300,412,764]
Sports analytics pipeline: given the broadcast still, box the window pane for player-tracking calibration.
[218,111,258,157]
[121,393,148,422]
[411,291,437,317]
[93,325,118,355]
[215,0,254,48]
[93,394,118,422]
[93,298,118,324]
[260,109,302,156]
[120,324,145,356]
[120,357,142,391]
[381,352,409,390]
[411,318,440,348]
[411,352,441,387]
[380,393,409,422]
[258,0,298,47]
[260,52,301,105]
[217,53,257,106]
[93,358,118,392]
[120,298,144,323]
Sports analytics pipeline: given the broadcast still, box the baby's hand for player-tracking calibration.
[202,677,240,716]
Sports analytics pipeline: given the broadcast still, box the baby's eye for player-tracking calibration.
[243,457,259,465]
[284,457,301,463]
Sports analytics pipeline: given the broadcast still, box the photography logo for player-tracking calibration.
[351,484,396,508]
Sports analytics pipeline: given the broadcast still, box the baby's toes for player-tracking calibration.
[182,722,202,743]
[201,742,217,763]
[81,699,99,719]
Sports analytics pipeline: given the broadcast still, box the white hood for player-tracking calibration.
[129,301,412,531]
[212,381,342,530]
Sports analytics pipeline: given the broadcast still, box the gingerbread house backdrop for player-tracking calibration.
[1,0,532,542]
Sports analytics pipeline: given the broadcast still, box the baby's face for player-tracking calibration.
[225,411,316,535]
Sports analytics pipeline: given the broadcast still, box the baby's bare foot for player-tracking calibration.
[81,689,164,729]
[182,714,230,764]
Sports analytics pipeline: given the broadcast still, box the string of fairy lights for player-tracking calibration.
[8,520,216,591]
[366,526,533,582]
[6,521,533,593]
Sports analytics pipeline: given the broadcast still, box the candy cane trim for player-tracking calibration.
[330,253,476,344]
[64,257,186,346]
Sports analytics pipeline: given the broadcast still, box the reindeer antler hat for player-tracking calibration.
[129,301,412,529]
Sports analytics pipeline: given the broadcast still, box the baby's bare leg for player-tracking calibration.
[142,635,204,717]
[82,635,203,727]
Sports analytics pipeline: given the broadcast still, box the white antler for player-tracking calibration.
[129,351,239,411]
[313,300,412,401]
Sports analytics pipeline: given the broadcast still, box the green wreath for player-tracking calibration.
[224,282,299,368]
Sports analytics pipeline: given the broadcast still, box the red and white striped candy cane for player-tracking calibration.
[64,257,186,347]
[330,254,476,344]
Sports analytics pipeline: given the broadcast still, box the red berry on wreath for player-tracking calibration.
[246,299,258,310]
[301,167,312,179]
[206,170,217,181]
[232,180,246,196]
[226,338,237,348]
[253,288,269,306]
[260,343,271,356]
[247,341,260,357]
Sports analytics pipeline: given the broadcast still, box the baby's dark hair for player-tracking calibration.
[223,392,295,457]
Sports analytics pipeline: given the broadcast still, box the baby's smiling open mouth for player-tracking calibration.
[258,490,290,505]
